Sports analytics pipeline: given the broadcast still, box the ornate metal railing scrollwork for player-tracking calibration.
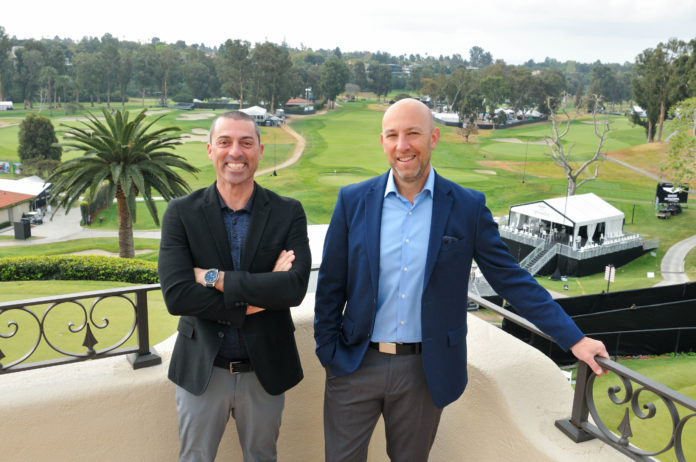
[467,293,696,462]
[0,284,162,373]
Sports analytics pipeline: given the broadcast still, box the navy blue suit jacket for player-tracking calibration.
[314,171,584,408]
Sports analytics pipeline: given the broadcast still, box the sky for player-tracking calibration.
[4,0,696,65]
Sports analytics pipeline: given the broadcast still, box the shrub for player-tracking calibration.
[0,256,159,284]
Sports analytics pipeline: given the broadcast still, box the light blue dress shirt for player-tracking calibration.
[372,167,434,343]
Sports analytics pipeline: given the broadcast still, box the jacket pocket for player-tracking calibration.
[178,318,194,339]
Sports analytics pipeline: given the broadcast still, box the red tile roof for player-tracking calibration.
[0,190,34,208]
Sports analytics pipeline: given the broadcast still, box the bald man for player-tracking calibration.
[313,98,608,461]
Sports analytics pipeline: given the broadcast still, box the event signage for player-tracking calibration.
[655,183,689,204]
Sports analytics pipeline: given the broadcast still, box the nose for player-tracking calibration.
[228,140,244,157]
[395,133,409,152]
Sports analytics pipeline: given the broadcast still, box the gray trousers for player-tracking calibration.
[176,367,285,462]
[324,348,442,462]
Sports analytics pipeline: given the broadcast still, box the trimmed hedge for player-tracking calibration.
[0,256,159,284]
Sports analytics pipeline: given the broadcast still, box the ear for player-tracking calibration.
[206,143,213,160]
[430,127,441,150]
[258,143,264,159]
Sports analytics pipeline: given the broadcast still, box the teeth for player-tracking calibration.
[226,162,244,169]
[398,156,415,162]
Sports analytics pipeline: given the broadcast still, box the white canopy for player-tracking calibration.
[241,106,267,116]
[509,193,625,240]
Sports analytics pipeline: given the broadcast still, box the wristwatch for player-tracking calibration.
[204,268,220,288]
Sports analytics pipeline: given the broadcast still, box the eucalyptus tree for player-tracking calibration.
[217,39,251,107]
[320,58,349,109]
[47,109,199,258]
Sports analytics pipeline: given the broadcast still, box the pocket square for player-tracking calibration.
[442,235,459,244]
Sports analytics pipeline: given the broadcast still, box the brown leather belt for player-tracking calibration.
[213,358,254,374]
[369,342,422,355]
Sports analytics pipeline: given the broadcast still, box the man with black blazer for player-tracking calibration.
[159,111,310,462]
[314,98,608,461]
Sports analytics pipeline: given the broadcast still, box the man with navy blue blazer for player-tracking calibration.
[314,98,608,461]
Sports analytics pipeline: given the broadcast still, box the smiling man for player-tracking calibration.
[314,98,608,461]
[159,111,311,462]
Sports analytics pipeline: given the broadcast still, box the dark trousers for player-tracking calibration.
[323,347,442,462]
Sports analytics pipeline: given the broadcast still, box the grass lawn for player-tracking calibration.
[589,355,696,462]
[0,280,177,367]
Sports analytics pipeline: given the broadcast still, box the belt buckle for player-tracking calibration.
[378,342,397,354]
[229,361,243,374]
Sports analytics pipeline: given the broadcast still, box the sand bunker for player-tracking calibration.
[180,128,209,143]
[473,169,497,175]
[176,112,216,121]
[492,138,548,145]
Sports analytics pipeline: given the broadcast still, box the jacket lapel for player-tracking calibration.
[424,173,453,288]
[202,183,234,269]
[241,183,270,271]
[365,172,389,295]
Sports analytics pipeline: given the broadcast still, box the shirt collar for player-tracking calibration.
[216,184,255,213]
[384,165,435,199]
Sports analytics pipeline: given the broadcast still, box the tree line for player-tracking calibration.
[0,27,694,142]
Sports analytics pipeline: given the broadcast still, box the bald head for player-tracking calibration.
[380,98,440,202]
[382,98,434,133]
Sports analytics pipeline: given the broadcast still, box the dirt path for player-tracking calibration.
[255,123,306,177]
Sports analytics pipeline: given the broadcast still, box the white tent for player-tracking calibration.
[508,193,625,244]
[240,106,268,123]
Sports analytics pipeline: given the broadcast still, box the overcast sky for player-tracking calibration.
[4,0,696,65]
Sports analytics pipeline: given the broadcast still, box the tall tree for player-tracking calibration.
[632,40,687,142]
[252,41,292,112]
[118,49,133,107]
[14,47,44,108]
[133,45,158,106]
[155,45,181,106]
[217,39,251,108]
[40,66,59,116]
[320,58,349,109]
[47,109,199,258]
[369,64,392,102]
[74,51,103,106]
[100,35,120,108]
[0,26,11,101]
[351,61,368,89]
[468,46,493,68]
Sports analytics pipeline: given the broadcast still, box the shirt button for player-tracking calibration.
[400,321,405,325]
[401,294,406,299]
[405,239,410,243]
[218,332,225,338]
[403,267,408,271]
[408,211,413,215]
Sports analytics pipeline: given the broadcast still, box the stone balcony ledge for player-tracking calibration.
[1,293,628,461]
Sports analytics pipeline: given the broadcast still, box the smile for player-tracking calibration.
[226,162,245,170]
[398,156,416,162]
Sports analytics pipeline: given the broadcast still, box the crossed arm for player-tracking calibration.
[193,249,296,315]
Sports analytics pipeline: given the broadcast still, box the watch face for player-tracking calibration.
[204,270,218,284]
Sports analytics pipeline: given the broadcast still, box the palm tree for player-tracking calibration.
[47,108,199,258]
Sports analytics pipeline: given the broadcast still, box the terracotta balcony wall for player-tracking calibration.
[1,293,627,461]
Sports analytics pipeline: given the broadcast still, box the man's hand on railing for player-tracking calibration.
[570,337,609,376]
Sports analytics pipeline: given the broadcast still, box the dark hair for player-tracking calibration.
[209,111,261,143]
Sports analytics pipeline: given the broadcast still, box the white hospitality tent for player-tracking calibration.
[508,193,625,244]
[240,105,268,124]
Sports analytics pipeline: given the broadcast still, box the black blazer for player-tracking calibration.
[158,182,311,396]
